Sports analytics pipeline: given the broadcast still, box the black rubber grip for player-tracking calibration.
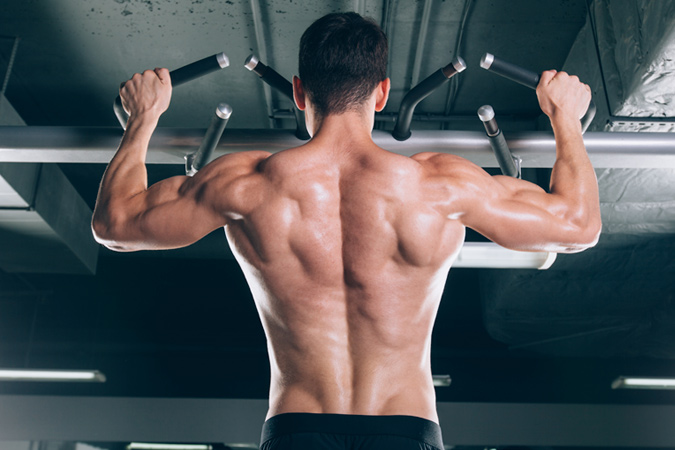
[114,53,228,129]
[169,54,227,86]
[481,53,596,133]
[252,61,294,101]
[484,54,540,89]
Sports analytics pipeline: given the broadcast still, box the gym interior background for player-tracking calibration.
[1,0,674,449]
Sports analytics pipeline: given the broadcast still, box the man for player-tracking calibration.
[92,12,601,450]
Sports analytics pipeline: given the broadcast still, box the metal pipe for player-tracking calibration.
[249,0,276,129]
[478,105,519,178]
[113,52,229,129]
[184,103,232,176]
[1,127,674,169]
[273,110,537,125]
[410,0,434,88]
[480,52,597,133]
[0,36,20,98]
[245,55,310,140]
[354,0,367,16]
[392,57,467,141]
[443,0,474,124]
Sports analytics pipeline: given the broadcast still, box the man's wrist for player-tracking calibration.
[123,113,160,143]
[549,114,583,135]
[126,112,160,130]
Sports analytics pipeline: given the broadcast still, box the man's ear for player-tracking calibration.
[293,76,306,111]
[374,78,390,112]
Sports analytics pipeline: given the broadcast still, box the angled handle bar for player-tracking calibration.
[114,52,229,129]
[244,54,310,141]
[480,53,596,133]
[392,56,467,141]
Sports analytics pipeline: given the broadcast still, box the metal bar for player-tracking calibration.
[443,0,473,126]
[1,127,675,169]
[478,105,519,178]
[185,103,232,176]
[609,116,675,126]
[244,55,310,140]
[114,52,229,129]
[382,0,396,77]
[393,57,466,141]
[249,0,276,129]
[354,0,366,16]
[273,110,537,125]
[480,52,597,133]
[410,0,433,87]
[0,36,20,97]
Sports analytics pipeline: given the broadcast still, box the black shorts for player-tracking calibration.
[259,413,444,450]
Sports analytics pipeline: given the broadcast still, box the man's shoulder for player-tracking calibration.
[207,150,273,175]
[410,152,478,175]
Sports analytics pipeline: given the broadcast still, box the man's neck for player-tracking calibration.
[309,111,376,148]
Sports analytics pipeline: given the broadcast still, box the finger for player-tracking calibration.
[539,69,557,86]
[155,67,171,85]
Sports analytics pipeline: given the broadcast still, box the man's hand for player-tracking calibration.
[536,70,591,125]
[120,68,172,123]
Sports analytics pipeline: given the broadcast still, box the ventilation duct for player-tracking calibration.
[564,0,675,132]
[0,94,98,274]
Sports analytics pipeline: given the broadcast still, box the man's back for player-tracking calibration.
[224,137,466,422]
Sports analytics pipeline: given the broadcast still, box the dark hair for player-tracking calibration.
[298,12,388,117]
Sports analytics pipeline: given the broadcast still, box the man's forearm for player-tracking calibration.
[103,117,157,195]
[548,116,601,241]
[92,116,158,237]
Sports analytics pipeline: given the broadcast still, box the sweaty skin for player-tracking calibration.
[93,68,601,423]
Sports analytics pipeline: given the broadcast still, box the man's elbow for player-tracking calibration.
[579,208,602,247]
[91,213,135,252]
[560,217,602,253]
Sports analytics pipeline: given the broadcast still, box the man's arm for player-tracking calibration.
[424,70,601,253]
[91,68,266,252]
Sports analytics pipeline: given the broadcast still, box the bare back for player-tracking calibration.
[224,141,465,422]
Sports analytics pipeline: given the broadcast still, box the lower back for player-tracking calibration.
[262,289,441,422]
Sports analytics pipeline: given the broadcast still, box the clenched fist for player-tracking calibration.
[536,70,591,124]
[120,68,172,123]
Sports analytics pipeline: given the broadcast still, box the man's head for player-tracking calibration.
[296,12,388,120]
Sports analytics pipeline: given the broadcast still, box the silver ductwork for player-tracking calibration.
[564,0,675,132]
[0,96,98,274]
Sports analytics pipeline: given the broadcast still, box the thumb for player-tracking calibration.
[154,68,171,86]
[538,69,557,87]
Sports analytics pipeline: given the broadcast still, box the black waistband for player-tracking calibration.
[261,413,443,449]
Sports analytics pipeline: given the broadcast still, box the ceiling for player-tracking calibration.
[1,0,675,448]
